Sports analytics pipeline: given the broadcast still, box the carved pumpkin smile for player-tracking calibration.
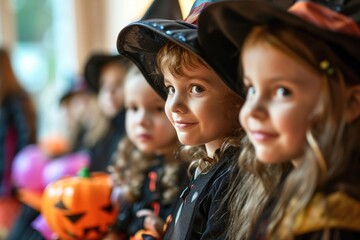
[42,168,118,240]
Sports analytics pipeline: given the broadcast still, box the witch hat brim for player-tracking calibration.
[198,0,360,85]
[117,19,242,99]
[59,79,90,104]
[84,54,124,92]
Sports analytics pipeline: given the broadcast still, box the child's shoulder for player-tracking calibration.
[205,146,241,189]
[290,191,360,236]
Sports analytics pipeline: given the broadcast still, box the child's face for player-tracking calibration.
[98,63,127,118]
[61,92,93,125]
[163,64,238,157]
[240,42,322,164]
[125,75,178,155]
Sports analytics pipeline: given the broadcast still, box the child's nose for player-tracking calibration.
[167,93,187,114]
[246,96,268,119]
[137,110,151,126]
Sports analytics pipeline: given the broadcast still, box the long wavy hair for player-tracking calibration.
[157,42,244,173]
[0,48,36,142]
[227,22,360,240]
[110,136,191,205]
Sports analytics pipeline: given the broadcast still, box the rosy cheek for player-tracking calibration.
[164,104,172,122]
[239,107,248,130]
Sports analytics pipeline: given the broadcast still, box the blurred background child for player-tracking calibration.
[59,79,109,153]
[84,53,132,172]
[0,48,37,239]
[109,65,188,239]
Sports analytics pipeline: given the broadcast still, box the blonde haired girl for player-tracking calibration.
[198,0,360,239]
[110,65,188,239]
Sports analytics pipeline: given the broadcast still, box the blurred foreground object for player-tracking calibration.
[42,168,118,240]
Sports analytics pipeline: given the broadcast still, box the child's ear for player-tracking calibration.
[345,85,360,123]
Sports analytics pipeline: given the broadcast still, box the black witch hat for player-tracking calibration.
[198,0,360,86]
[142,0,183,20]
[117,0,248,99]
[117,0,295,99]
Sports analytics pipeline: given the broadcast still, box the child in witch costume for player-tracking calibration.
[109,65,188,239]
[84,53,132,172]
[117,1,248,239]
[198,0,360,239]
[59,79,109,153]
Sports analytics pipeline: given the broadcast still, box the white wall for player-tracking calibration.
[105,0,153,53]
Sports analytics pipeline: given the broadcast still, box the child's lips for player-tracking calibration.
[137,133,152,141]
[174,121,197,130]
[250,130,278,142]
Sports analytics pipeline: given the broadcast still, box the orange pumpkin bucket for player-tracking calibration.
[41,168,118,240]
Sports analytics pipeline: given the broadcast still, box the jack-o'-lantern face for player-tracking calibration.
[42,171,118,240]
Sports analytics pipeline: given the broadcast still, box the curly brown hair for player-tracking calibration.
[109,136,191,205]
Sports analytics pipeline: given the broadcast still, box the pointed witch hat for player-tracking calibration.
[116,0,251,99]
[142,0,183,20]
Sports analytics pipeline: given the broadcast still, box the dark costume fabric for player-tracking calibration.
[163,147,240,240]
[6,204,42,240]
[114,156,188,239]
[0,96,36,196]
[88,110,126,172]
[0,96,36,239]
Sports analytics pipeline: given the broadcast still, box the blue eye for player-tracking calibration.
[246,86,256,97]
[166,86,175,95]
[276,87,291,97]
[190,85,204,94]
